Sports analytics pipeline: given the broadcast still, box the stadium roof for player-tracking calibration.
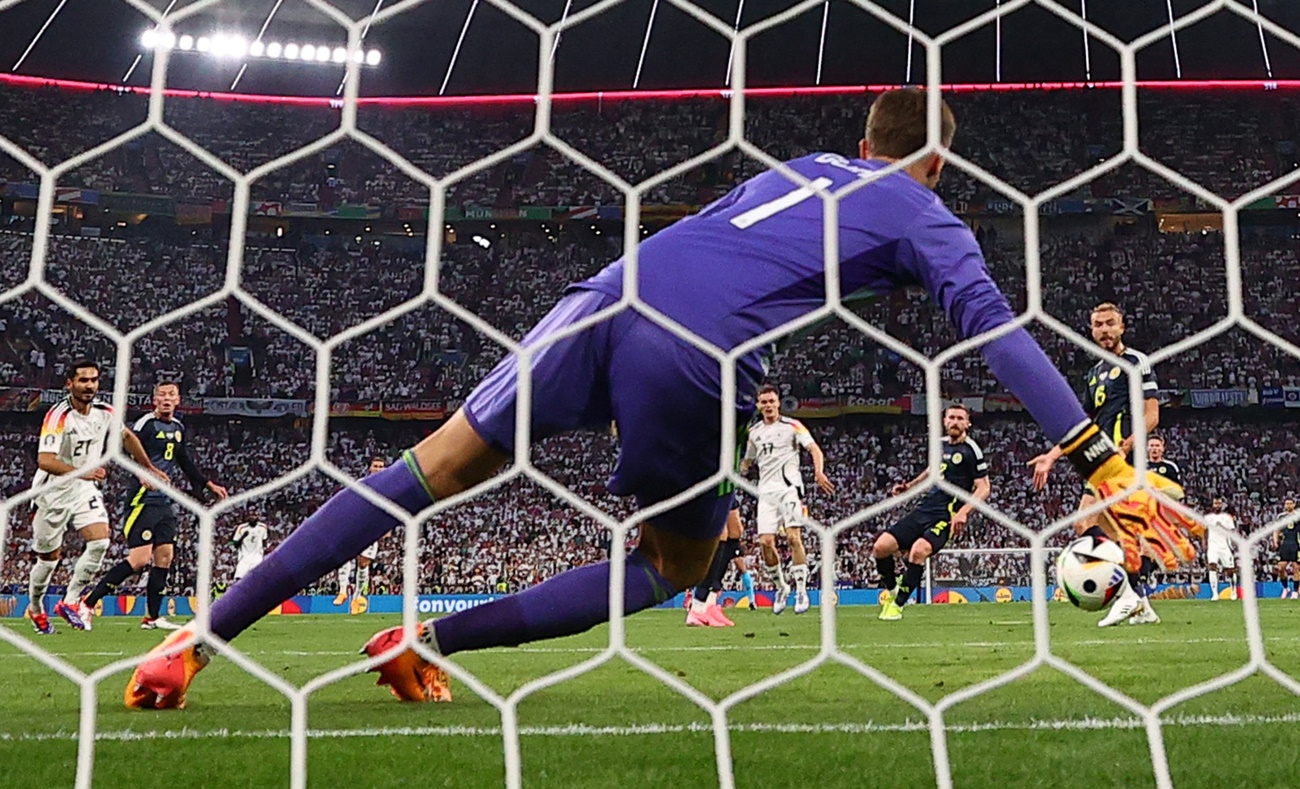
[1,0,1300,98]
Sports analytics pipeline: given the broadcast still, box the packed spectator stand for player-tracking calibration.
[3,81,1300,600]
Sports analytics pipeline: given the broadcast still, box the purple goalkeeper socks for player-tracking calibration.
[431,550,676,656]
[210,455,433,642]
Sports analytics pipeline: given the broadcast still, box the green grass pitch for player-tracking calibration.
[1,601,1299,788]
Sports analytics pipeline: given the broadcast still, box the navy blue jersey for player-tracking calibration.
[920,436,990,515]
[126,412,209,509]
[1281,519,1300,550]
[1151,458,1182,487]
[1085,348,1157,446]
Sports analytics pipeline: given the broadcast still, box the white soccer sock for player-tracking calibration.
[764,562,786,588]
[66,539,108,603]
[1209,570,1219,599]
[337,561,355,592]
[789,563,809,594]
[28,558,58,615]
[356,563,371,595]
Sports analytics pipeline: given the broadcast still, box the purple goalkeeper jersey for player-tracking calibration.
[575,152,1086,443]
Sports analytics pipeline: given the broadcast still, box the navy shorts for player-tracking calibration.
[1281,545,1299,563]
[886,507,952,554]
[123,503,178,548]
[464,288,756,541]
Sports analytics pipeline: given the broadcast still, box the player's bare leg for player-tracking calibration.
[53,521,109,631]
[759,533,791,614]
[786,527,811,613]
[27,546,61,635]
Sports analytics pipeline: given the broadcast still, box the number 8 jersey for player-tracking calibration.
[30,397,115,510]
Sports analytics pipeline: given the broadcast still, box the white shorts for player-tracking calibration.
[756,488,804,536]
[30,493,109,554]
[360,542,378,561]
[1206,543,1235,569]
[234,556,263,581]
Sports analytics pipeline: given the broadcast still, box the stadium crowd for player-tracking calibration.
[0,87,1296,208]
[3,82,1300,604]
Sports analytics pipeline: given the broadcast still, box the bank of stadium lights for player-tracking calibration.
[140,30,380,66]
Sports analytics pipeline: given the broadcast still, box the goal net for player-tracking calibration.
[2,1,1299,788]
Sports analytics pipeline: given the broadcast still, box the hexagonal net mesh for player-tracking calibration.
[3,1,1300,788]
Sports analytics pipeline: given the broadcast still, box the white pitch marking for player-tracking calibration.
[5,713,1300,744]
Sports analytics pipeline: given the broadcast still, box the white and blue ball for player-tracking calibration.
[1055,536,1126,612]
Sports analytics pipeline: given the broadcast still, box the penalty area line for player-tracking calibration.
[6,712,1300,743]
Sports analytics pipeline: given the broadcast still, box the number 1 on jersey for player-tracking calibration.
[730,177,834,230]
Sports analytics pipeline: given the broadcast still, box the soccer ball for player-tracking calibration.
[1055,536,1126,612]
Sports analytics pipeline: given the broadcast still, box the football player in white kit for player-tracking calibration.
[27,359,165,634]
[740,385,834,614]
[334,457,387,608]
[233,513,270,582]
[1203,497,1239,601]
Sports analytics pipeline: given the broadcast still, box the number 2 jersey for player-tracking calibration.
[30,397,115,511]
[918,436,990,518]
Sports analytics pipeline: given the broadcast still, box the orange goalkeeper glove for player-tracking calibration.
[1061,424,1199,570]
[361,624,452,703]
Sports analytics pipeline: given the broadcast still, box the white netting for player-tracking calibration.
[2,1,1300,788]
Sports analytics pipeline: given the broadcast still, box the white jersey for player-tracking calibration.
[746,416,815,495]
[1204,512,1237,550]
[30,397,115,510]
[234,521,269,563]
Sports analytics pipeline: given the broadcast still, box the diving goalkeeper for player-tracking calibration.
[125,88,1198,709]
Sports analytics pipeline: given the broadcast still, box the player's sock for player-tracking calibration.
[693,542,730,603]
[1209,569,1219,598]
[740,571,756,604]
[356,563,371,596]
[146,566,170,619]
[83,559,137,607]
[876,554,897,592]
[790,563,809,595]
[336,561,355,595]
[28,558,57,616]
[895,562,925,607]
[65,538,109,603]
[209,457,434,642]
[763,561,786,588]
[1082,525,1108,541]
[430,550,676,656]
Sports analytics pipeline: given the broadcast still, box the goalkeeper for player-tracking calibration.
[125,88,1199,708]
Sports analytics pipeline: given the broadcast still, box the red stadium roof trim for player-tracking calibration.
[2,72,1299,107]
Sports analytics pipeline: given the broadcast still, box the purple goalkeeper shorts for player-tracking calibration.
[464,288,754,541]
